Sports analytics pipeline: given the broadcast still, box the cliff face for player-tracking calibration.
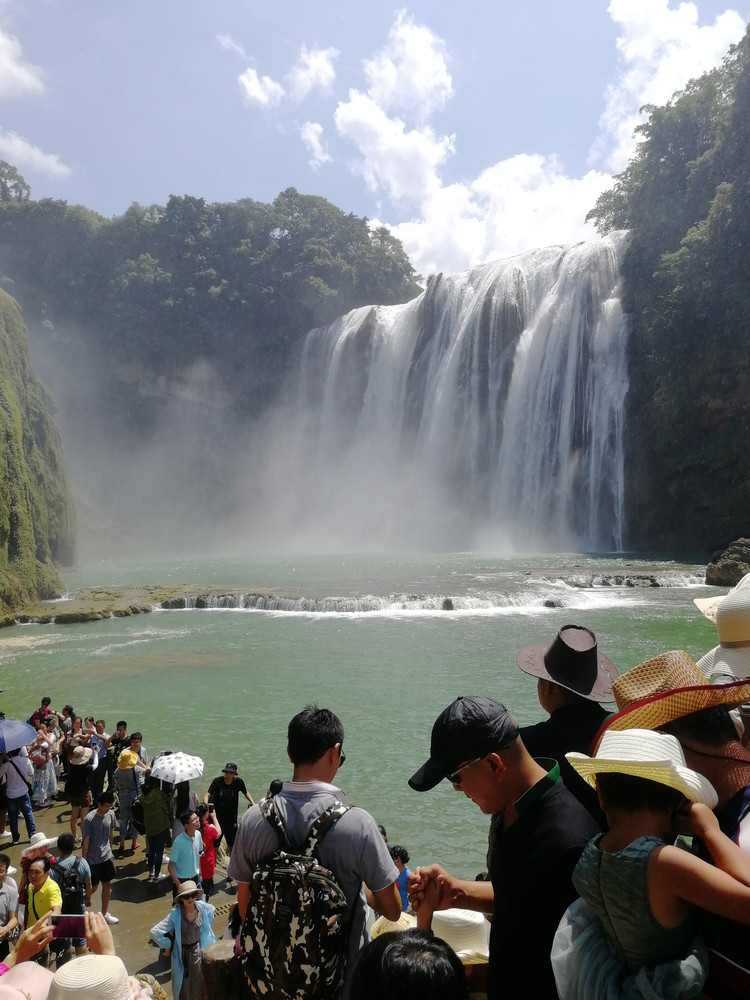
[0,289,75,612]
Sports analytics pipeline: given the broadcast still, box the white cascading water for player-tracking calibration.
[278,232,629,553]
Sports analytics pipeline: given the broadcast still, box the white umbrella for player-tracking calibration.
[150,751,204,784]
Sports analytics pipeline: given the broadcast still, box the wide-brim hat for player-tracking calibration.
[568,729,718,807]
[516,625,618,703]
[117,749,138,770]
[695,585,750,682]
[431,908,490,963]
[370,912,416,937]
[71,746,94,765]
[175,879,203,902]
[694,571,750,622]
[48,954,132,1000]
[408,696,519,791]
[23,832,58,856]
[0,962,53,1000]
[591,650,750,751]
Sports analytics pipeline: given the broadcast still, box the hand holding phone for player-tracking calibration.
[51,914,86,939]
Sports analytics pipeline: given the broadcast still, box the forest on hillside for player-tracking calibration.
[588,23,750,552]
[0,183,421,418]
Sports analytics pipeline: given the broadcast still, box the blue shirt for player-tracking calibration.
[170,830,202,878]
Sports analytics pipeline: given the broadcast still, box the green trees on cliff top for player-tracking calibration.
[587,24,750,551]
[0,184,421,417]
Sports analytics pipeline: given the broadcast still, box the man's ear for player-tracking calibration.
[286,745,293,764]
[485,752,506,780]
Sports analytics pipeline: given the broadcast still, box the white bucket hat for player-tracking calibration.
[431,907,490,963]
[48,955,133,1000]
[694,571,750,622]
[567,729,718,807]
[696,585,750,682]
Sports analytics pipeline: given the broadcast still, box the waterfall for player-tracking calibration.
[269,232,629,553]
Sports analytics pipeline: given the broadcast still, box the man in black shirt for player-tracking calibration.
[408,695,599,1000]
[203,763,254,853]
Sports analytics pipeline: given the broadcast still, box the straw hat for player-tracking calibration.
[117,749,138,770]
[694,571,750,622]
[695,585,750,682]
[593,650,750,750]
[48,955,133,1000]
[516,625,618,703]
[23,831,58,856]
[174,879,203,903]
[431,908,490,963]
[568,729,718,807]
[71,746,94,765]
[0,962,53,1000]
[370,911,416,937]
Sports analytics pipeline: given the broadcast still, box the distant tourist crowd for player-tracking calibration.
[1,574,750,999]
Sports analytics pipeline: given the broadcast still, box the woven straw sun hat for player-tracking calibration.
[695,585,750,682]
[590,649,750,752]
[567,729,718,807]
[431,908,490,963]
[71,745,93,765]
[694,571,750,623]
[175,879,203,902]
[370,911,416,937]
[48,955,132,1000]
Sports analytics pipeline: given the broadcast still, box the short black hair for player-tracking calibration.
[389,845,410,865]
[57,833,75,855]
[41,697,51,706]
[660,705,739,747]
[130,731,142,742]
[116,721,127,730]
[0,854,10,870]
[30,857,51,873]
[596,772,685,813]
[97,791,115,806]
[180,808,197,828]
[287,704,344,765]
[351,930,469,1000]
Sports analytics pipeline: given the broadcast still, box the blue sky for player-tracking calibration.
[2,1,748,274]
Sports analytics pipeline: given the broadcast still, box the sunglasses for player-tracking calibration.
[445,757,482,785]
[338,746,346,767]
[182,892,200,900]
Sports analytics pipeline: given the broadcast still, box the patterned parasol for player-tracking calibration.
[150,751,204,784]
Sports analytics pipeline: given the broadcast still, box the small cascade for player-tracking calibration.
[269,233,630,553]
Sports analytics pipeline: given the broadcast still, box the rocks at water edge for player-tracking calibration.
[705,538,750,587]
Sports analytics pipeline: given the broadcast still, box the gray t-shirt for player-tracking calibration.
[82,809,116,864]
[0,881,18,927]
[228,780,397,1000]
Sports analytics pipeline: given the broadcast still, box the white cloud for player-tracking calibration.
[300,121,331,169]
[0,25,45,98]
[363,10,452,121]
[217,33,246,59]
[288,46,338,101]
[238,67,285,108]
[0,129,70,177]
[592,0,746,171]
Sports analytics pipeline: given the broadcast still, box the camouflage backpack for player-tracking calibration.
[240,797,352,1000]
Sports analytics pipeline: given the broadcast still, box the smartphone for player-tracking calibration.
[51,914,86,938]
[209,804,214,813]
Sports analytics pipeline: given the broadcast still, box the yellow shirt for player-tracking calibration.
[28,876,62,922]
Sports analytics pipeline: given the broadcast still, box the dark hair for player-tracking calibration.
[41,697,51,706]
[660,705,739,747]
[116,721,127,730]
[197,803,209,829]
[351,930,470,1000]
[57,833,75,855]
[378,824,388,842]
[96,720,106,728]
[180,807,197,828]
[287,704,344,765]
[0,854,10,870]
[84,716,94,725]
[174,781,190,816]
[596,772,686,813]
[130,732,142,742]
[389,845,410,865]
[30,857,51,873]
[97,791,115,806]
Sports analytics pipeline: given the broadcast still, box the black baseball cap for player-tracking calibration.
[408,696,519,791]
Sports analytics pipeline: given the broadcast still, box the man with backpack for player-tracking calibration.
[50,832,92,958]
[228,704,400,1000]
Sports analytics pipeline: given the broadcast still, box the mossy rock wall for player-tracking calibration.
[0,288,75,611]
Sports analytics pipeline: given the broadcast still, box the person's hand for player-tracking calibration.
[7,915,54,966]
[162,947,171,959]
[407,864,455,913]
[84,911,116,956]
[678,801,721,840]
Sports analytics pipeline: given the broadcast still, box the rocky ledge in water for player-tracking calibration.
[706,538,750,587]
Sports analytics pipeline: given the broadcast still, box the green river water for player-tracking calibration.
[0,552,721,879]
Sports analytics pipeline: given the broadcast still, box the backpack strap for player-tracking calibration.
[259,797,292,852]
[301,802,351,858]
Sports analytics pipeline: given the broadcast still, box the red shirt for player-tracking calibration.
[199,823,219,879]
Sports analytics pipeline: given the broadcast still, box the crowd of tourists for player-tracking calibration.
[1,576,750,999]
